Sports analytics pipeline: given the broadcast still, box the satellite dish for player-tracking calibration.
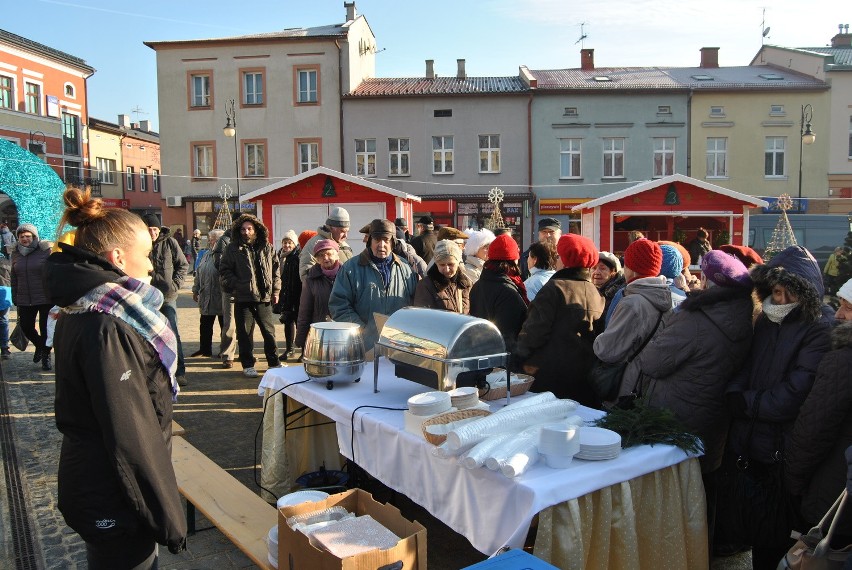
[763,26,771,37]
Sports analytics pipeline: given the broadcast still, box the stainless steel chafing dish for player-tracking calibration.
[373,307,510,394]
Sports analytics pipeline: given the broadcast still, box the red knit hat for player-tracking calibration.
[298,230,317,250]
[623,239,663,279]
[718,244,764,268]
[556,234,599,269]
[487,234,520,261]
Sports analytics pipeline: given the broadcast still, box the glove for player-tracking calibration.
[726,392,748,419]
[168,537,187,554]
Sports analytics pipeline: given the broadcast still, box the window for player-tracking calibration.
[189,72,212,108]
[433,109,452,118]
[153,169,160,193]
[0,76,12,109]
[432,136,453,174]
[559,138,582,179]
[64,161,81,183]
[296,141,319,173]
[770,104,785,116]
[62,113,80,155]
[296,68,318,104]
[657,105,672,115]
[192,143,214,178]
[64,83,75,98]
[653,138,675,177]
[244,142,265,177]
[602,138,625,178]
[709,106,725,117]
[243,70,264,106]
[25,82,41,114]
[706,138,727,178]
[126,166,135,191]
[96,158,116,184]
[388,138,410,176]
[355,139,376,177]
[563,107,579,117]
[140,168,148,191]
[764,137,786,177]
[479,135,500,173]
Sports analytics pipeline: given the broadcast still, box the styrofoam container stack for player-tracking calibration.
[538,423,581,468]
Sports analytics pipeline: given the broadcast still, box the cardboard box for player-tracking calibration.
[462,549,560,569]
[278,488,427,570]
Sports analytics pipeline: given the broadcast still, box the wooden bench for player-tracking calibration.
[171,420,185,437]
[171,435,277,568]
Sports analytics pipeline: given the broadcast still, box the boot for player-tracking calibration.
[41,350,52,371]
[33,346,42,363]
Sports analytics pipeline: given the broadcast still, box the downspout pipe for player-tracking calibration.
[336,40,345,171]
[527,91,535,248]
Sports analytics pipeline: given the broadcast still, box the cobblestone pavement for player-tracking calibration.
[0,285,752,569]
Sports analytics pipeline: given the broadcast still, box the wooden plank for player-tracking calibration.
[171,436,276,569]
[171,420,186,437]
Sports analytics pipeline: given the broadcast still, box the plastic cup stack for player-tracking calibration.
[538,423,581,468]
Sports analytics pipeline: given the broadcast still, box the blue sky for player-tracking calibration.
[5,0,842,131]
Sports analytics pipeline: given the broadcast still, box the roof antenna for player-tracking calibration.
[575,22,588,47]
[131,105,148,120]
[760,8,771,44]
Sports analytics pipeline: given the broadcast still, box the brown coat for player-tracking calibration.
[412,264,470,314]
[295,263,338,348]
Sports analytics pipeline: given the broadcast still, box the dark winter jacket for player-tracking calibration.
[413,264,471,314]
[785,322,852,534]
[219,214,281,304]
[515,267,604,405]
[469,267,528,357]
[599,273,626,324]
[687,238,711,266]
[638,285,755,472]
[44,244,186,551]
[410,229,437,264]
[727,246,833,464]
[150,233,188,302]
[278,247,302,314]
[11,241,51,306]
[295,263,337,348]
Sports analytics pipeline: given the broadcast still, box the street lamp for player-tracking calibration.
[223,99,241,207]
[797,103,815,207]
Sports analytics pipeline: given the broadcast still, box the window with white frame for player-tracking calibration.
[245,142,265,176]
[96,158,116,184]
[126,166,135,191]
[190,73,211,107]
[479,135,500,173]
[25,82,41,114]
[388,138,410,176]
[153,169,160,192]
[559,138,582,179]
[140,168,148,191]
[355,139,376,176]
[706,137,727,178]
[602,138,625,178]
[243,71,263,105]
[432,136,453,174]
[297,69,318,103]
[64,83,75,98]
[0,75,12,109]
[653,137,675,177]
[764,137,786,177]
[297,142,319,173]
[193,144,214,178]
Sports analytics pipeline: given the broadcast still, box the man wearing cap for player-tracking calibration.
[394,218,411,244]
[329,219,418,350]
[142,213,189,386]
[358,223,426,279]
[299,206,354,281]
[520,218,561,280]
[410,215,437,264]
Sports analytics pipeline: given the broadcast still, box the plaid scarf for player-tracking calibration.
[61,277,179,400]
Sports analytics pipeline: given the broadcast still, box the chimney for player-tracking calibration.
[426,59,435,79]
[457,59,466,79]
[700,47,720,68]
[117,114,131,128]
[580,49,594,71]
[344,1,356,22]
[139,119,151,132]
[131,122,140,130]
[831,23,852,47]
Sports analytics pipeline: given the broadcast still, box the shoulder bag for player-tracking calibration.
[779,489,851,569]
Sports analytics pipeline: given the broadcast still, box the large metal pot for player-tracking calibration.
[302,322,365,389]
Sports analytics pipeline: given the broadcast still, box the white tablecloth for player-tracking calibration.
[259,360,693,555]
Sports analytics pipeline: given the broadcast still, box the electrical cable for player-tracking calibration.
[348,404,407,469]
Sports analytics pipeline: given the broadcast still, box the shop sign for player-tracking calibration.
[100,198,129,208]
[539,198,588,215]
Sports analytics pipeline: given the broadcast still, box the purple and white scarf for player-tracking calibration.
[61,276,180,400]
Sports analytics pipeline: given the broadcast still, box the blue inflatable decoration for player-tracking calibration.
[0,139,65,239]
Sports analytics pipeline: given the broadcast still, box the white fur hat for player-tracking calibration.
[838,278,852,304]
[282,229,298,245]
[463,229,496,257]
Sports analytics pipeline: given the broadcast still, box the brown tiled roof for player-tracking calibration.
[347,76,529,97]
[531,67,682,90]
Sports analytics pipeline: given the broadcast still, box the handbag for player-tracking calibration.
[779,490,851,570]
[588,311,663,402]
[10,323,28,351]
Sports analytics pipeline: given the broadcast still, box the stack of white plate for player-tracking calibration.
[575,427,622,460]
[448,387,479,410]
[408,391,452,416]
[276,489,330,509]
[538,423,581,468]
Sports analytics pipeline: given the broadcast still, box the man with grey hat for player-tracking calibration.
[520,217,562,280]
[395,217,411,243]
[299,206,354,280]
[329,219,418,350]
[410,215,437,264]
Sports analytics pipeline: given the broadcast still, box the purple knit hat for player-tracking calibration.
[700,250,752,288]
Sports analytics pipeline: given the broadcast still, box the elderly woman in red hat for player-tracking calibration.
[515,234,604,405]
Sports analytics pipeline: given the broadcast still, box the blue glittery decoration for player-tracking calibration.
[0,139,65,239]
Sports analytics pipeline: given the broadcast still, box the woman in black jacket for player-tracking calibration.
[277,230,301,359]
[44,188,186,568]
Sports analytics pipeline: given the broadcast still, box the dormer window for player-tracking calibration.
[691,74,714,81]
[759,73,784,81]
[592,76,611,82]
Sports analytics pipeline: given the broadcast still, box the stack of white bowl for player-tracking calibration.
[537,423,581,468]
[448,386,479,410]
[269,490,331,568]
[266,525,279,569]
[575,426,622,460]
[407,391,452,416]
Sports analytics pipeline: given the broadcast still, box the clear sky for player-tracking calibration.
[5,0,844,132]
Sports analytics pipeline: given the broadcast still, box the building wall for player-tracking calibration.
[88,125,123,199]
[341,17,376,94]
[122,132,161,213]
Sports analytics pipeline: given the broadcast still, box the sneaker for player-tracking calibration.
[176,375,187,387]
[243,367,258,378]
[222,360,233,369]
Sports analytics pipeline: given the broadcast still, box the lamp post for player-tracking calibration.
[223,99,241,208]
[797,103,816,208]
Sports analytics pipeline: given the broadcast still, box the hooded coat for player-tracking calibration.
[637,285,755,472]
[149,231,188,302]
[11,240,52,306]
[219,214,281,304]
[277,246,302,315]
[44,244,186,551]
[785,322,852,534]
[413,263,471,314]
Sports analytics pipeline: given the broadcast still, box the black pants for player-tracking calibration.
[199,314,225,355]
[86,537,157,569]
[234,301,279,369]
[17,303,51,351]
[280,310,297,351]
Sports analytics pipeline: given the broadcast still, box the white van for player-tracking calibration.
[747,214,850,267]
